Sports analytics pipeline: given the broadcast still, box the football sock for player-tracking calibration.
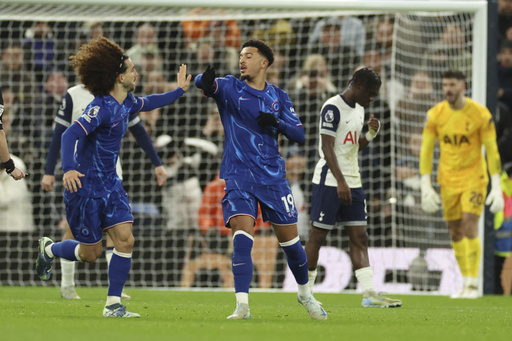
[280,236,309,288]
[50,240,80,261]
[355,267,376,293]
[308,269,318,289]
[235,292,249,305]
[107,249,132,299]
[452,237,469,277]
[60,258,76,287]
[105,246,114,265]
[466,237,481,278]
[232,231,254,294]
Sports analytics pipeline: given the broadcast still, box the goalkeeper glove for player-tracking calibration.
[257,111,279,128]
[420,174,441,213]
[202,65,217,94]
[485,174,504,213]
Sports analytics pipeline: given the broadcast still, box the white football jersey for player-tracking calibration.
[312,94,365,188]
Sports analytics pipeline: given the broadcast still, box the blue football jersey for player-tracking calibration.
[70,93,143,197]
[199,75,303,186]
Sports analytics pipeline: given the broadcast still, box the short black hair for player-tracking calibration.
[441,69,465,82]
[349,67,381,89]
[241,39,274,66]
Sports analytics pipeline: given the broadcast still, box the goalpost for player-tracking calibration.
[0,0,489,295]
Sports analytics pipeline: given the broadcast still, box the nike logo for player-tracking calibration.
[232,263,245,267]
[299,261,307,267]
[112,121,121,127]
[345,120,350,124]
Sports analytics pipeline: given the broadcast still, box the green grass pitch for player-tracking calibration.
[0,287,511,341]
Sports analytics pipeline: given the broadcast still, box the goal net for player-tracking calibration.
[0,0,487,295]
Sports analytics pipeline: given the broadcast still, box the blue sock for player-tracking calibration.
[51,240,80,261]
[280,237,308,285]
[232,231,254,293]
[107,250,132,297]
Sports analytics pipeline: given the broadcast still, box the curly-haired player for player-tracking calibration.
[35,37,191,317]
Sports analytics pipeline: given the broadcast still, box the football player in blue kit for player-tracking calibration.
[195,39,326,320]
[35,37,191,318]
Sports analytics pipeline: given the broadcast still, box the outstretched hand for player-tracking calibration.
[202,65,217,94]
[176,64,192,91]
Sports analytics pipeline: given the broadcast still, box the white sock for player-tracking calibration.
[298,283,311,298]
[308,269,318,290]
[105,248,113,265]
[235,292,249,305]
[106,296,121,306]
[355,267,375,293]
[45,244,54,258]
[60,258,75,287]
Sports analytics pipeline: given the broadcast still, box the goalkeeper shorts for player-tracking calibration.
[440,183,487,221]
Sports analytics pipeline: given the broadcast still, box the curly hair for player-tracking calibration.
[69,37,127,96]
[349,67,381,90]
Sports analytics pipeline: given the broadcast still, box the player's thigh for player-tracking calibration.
[440,186,463,221]
[310,183,339,230]
[222,188,258,231]
[106,222,135,252]
[65,193,105,245]
[257,182,299,226]
[338,188,367,227]
[460,184,486,217]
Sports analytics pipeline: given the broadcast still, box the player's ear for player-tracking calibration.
[261,59,269,69]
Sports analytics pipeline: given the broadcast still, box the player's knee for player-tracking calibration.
[114,235,135,253]
[351,229,369,247]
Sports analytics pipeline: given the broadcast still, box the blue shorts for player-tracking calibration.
[495,221,512,256]
[65,186,133,245]
[310,184,367,230]
[222,179,298,226]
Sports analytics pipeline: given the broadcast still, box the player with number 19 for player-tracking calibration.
[195,39,326,320]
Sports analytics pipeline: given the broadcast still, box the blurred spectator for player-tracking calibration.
[395,70,437,153]
[499,0,512,49]
[498,40,512,111]
[31,71,69,149]
[361,48,404,111]
[289,54,336,187]
[0,44,37,107]
[30,70,68,228]
[0,109,34,232]
[182,8,241,49]
[186,37,237,78]
[307,18,360,88]
[285,151,309,238]
[134,49,164,95]
[373,18,395,69]
[493,164,512,295]
[22,21,58,84]
[307,16,366,58]
[422,23,472,93]
[126,23,161,70]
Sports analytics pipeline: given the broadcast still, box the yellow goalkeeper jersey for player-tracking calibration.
[420,97,501,189]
